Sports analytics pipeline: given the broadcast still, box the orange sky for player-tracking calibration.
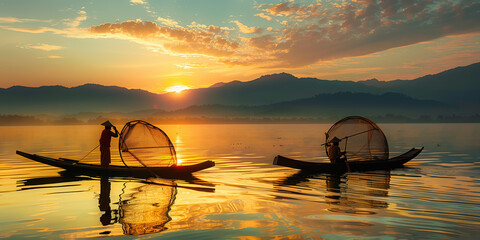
[0,0,479,93]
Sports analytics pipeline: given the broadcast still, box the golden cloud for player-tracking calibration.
[232,21,263,34]
[25,44,64,51]
[130,0,147,4]
[89,20,239,57]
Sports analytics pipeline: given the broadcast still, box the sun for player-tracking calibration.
[165,85,191,93]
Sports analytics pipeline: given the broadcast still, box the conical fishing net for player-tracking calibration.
[119,120,177,167]
[325,116,389,162]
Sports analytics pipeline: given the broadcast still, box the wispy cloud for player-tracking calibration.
[64,7,87,27]
[22,44,64,51]
[4,26,67,34]
[130,0,147,5]
[48,55,64,59]
[0,17,50,23]
[232,20,263,34]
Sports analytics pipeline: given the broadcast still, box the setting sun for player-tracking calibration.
[165,85,191,93]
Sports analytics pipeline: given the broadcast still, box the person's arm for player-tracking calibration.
[112,126,119,138]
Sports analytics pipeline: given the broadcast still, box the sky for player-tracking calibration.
[0,0,479,93]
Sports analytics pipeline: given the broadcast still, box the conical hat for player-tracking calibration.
[101,120,113,127]
[329,137,341,143]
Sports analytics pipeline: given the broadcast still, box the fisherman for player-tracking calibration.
[99,121,119,167]
[327,137,346,164]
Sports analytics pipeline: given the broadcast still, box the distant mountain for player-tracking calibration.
[357,62,480,105]
[209,80,242,88]
[156,62,479,110]
[0,62,478,115]
[0,84,161,114]
[166,92,450,118]
[154,72,378,110]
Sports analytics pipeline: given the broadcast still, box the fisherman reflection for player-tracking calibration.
[325,172,391,213]
[99,176,117,225]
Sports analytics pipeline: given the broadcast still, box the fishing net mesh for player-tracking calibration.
[326,116,389,162]
[119,120,177,167]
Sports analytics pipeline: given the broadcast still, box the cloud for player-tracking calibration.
[23,44,64,51]
[85,1,480,69]
[89,20,239,57]
[232,20,263,34]
[130,0,147,4]
[48,55,64,59]
[255,13,272,21]
[65,8,87,27]
[5,0,478,70]
[4,27,67,34]
[239,0,480,68]
[265,2,297,16]
[0,17,50,23]
[175,62,207,69]
[157,17,179,27]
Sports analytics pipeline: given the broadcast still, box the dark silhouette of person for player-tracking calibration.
[327,137,346,164]
[99,121,119,167]
[99,176,112,226]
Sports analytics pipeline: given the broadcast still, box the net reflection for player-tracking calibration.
[118,179,177,235]
[278,171,391,214]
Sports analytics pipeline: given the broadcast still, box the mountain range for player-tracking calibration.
[1,62,479,118]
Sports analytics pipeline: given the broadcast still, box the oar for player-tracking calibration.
[80,144,100,161]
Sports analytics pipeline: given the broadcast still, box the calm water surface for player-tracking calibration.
[0,124,479,239]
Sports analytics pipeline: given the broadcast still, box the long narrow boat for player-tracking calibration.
[16,151,215,179]
[273,147,423,174]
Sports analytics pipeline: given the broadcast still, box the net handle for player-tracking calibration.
[118,122,132,167]
[322,128,377,146]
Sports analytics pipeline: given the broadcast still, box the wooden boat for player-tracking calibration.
[273,147,423,174]
[16,150,215,179]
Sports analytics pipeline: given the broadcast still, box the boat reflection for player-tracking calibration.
[278,171,391,214]
[16,174,92,191]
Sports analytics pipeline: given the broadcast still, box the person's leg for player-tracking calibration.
[100,146,109,167]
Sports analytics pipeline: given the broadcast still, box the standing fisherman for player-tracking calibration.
[100,121,119,167]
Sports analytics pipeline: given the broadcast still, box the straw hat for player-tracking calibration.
[101,120,113,127]
[329,137,341,143]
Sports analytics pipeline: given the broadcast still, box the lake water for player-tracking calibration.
[0,124,479,239]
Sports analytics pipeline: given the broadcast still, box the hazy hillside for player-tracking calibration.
[166,92,450,118]
[157,62,479,110]
[155,72,379,110]
[358,62,480,105]
[0,84,160,114]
